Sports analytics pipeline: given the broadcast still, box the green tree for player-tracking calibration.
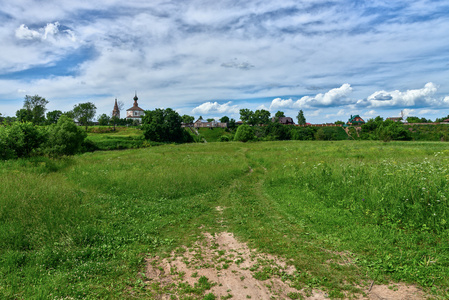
[296,110,306,125]
[46,110,63,124]
[207,118,215,122]
[228,118,236,129]
[239,109,254,125]
[274,111,285,119]
[234,124,254,142]
[23,95,49,124]
[219,116,229,123]
[254,109,271,125]
[98,113,110,126]
[45,115,87,156]
[335,120,345,125]
[435,115,449,123]
[182,114,195,124]
[142,108,192,143]
[72,102,97,131]
[16,108,33,123]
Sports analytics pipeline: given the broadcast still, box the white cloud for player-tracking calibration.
[15,24,41,40]
[309,109,322,117]
[269,98,294,110]
[360,82,439,107]
[192,101,239,115]
[364,110,378,118]
[256,104,269,111]
[443,96,449,105]
[15,22,63,41]
[270,84,353,110]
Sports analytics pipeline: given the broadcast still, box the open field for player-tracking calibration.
[85,126,153,150]
[1,141,449,299]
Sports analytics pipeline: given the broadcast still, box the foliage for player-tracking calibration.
[23,95,49,125]
[260,122,291,140]
[315,127,348,140]
[274,111,285,119]
[182,114,195,124]
[45,115,87,156]
[239,109,270,125]
[377,120,411,142]
[72,102,97,130]
[335,120,345,125]
[407,116,430,123]
[239,108,254,125]
[435,114,449,123]
[15,108,33,123]
[290,126,316,140]
[0,122,46,159]
[46,110,63,125]
[142,108,193,143]
[228,118,236,129]
[97,113,110,126]
[219,135,231,142]
[206,118,215,122]
[296,110,306,125]
[234,124,254,142]
[219,116,229,123]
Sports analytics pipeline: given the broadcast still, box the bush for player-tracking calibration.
[0,122,45,159]
[45,115,87,156]
[315,127,348,141]
[291,126,316,140]
[234,124,254,142]
[219,135,231,142]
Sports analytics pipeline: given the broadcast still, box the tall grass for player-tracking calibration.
[1,141,448,298]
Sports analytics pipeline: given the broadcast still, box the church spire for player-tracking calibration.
[112,98,120,118]
[133,92,138,107]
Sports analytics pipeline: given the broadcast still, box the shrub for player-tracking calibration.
[0,122,45,159]
[45,115,87,156]
[219,135,231,142]
[291,126,316,140]
[234,124,254,142]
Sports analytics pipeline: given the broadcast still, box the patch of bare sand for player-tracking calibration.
[144,232,426,300]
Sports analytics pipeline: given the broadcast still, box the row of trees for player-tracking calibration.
[1,95,98,130]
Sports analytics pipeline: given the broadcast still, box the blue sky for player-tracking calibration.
[1,0,449,123]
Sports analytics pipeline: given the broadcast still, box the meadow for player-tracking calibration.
[1,140,448,299]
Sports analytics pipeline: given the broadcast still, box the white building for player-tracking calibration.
[126,93,145,123]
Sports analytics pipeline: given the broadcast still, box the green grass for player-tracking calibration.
[85,126,157,150]
[197,127,233,142]
[1,141,449,299]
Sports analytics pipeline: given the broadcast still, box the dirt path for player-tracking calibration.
[144,230,425,300]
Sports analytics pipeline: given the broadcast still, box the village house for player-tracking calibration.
[193,118,227,128]
[386,117,403,122]
[347,115,365,126]
[271,116,295,125]
[126,93,145,123]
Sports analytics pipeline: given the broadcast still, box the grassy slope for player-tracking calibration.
[85,126,151,150]
[1,141,449,299]
[197,127,232,142]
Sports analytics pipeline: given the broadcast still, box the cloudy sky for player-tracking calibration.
[1,0,449,123]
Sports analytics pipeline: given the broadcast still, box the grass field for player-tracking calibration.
[196,127,233,142]
[1,141,449,299]
[85,126,155,150]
